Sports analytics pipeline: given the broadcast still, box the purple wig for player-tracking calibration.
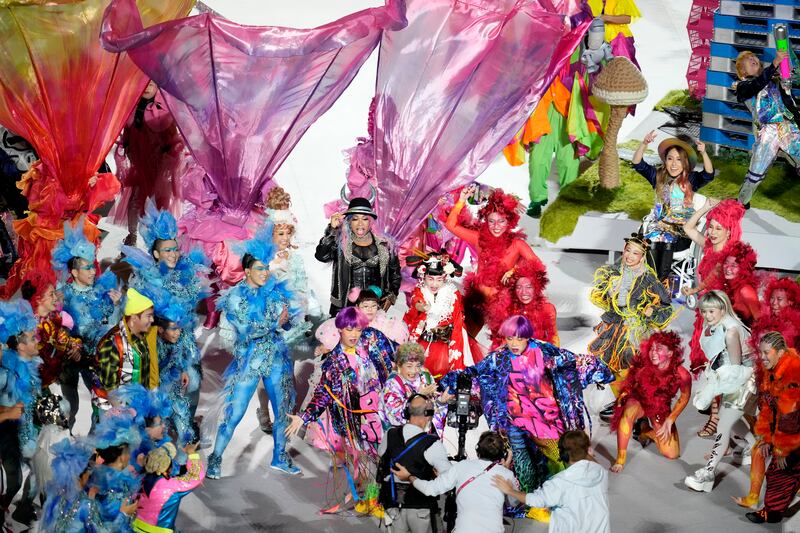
[334,306,370,330]
[498,315,534,339]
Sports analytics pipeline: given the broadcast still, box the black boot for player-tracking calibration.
[599,402,616,424]
[746,509,782,523]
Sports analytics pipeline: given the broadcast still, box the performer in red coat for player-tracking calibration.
[403,251,473,378]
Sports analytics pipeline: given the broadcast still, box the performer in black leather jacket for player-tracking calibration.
[315,197,401,316]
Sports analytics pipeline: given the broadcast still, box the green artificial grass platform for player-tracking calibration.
[539,155,800,244]
[654,89,701,111]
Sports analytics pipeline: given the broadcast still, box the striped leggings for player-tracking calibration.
[764,450,800,513]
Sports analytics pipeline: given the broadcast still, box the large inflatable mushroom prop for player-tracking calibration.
[592,57,648,188]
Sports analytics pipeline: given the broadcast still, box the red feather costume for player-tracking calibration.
[689,200,746,375]
[486,259,557,349]
[751,277,800,350]
[445,189,545,335]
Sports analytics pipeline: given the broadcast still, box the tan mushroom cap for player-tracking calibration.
[592,57,648,106]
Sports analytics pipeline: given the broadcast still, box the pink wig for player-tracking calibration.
[334,306,370,330]
[498,315,534,339]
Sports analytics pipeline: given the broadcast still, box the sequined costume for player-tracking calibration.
[0,349,42,459]
[132,453,205,532]
[379,370,446,432]
[270,248,321,345]
[41,438,116,533]
[207,275,297,475]
[35,311,83,388]
[61,272,120,352]
[735,62,800,205]
[588,263,675,374]
[315,224,402,316]
[302,328,395,447]
[89,464,141,533]
[123,201,211,428]
[440,339,613,494]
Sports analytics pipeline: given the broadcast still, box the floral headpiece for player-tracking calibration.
[406,249,463,279]
[51,217,96,275]
[139,198,178,252]
[0,299,37,343]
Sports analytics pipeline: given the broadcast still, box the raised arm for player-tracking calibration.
[445,186,480,247]
[682,199,714,246]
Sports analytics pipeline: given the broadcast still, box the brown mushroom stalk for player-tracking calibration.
[591,57,649,189]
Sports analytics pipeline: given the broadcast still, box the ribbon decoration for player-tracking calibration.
[371,0,592,245]
[101,0,407,284]
[0,0,194,297]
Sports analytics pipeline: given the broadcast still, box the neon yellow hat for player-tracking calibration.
[124,288,154,316]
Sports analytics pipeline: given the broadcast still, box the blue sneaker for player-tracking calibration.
[270,458,302,476]
[206,453,221,479]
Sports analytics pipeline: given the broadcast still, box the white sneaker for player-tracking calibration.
[684,468,715,492]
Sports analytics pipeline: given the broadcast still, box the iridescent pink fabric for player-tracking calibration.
[372,0,592,245]
[101,0,406,282]
[0,0,193,297]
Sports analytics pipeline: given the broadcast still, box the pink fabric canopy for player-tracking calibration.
[0,0,193,297]
[372,0,592,245]
[101,0,406,283]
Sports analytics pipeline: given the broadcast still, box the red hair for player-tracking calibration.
[722,241,758,292]
[508,259,549,297]
[611,331,685,431]
[705,199,745,247]
[478,188,521,229]
[765,277,800,310]
[21,270,56,312]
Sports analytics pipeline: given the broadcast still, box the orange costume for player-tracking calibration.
[746,349,800,520]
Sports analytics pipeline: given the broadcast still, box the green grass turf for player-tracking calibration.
[539,155,800,243]
[653,89,701,111]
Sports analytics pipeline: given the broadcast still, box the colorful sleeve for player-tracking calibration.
[301,359,336,424]
[380,379,406,427]
[169,453,205,490]
[590,266,614,311]
[94,338,118,394]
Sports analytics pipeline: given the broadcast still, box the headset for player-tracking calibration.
[475,431,510,462]
[402,393,432,420]
[557,433,571,465]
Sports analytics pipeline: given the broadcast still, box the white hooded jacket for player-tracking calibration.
[525,459,610,533]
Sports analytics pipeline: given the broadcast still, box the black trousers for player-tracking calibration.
[0,420,21,511]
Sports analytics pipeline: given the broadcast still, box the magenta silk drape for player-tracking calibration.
[372,0,591,245]
[0,0,193,298]
[101,0,406,283]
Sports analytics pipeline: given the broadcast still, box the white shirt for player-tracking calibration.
[525,460,610,533]
[378,423,452,476]
[412,459,517,533]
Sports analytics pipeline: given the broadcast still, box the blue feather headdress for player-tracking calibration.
[234,221,277,266]
[108,384,172,425]
[92,410,142,450]
[146,286,192,329]
[0,299,37,343]
[51,217,96,276]
[48,437,95,496]
[139,198,178,252]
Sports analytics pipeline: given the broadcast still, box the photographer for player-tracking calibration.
[492,430,610,533]
[392,431,517,533]
[378,394,451,533]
